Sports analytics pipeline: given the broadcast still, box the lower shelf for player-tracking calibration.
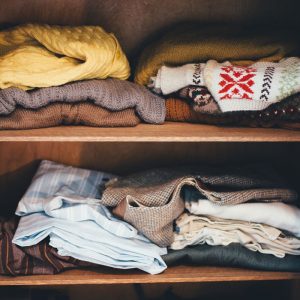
[1,266,300,286]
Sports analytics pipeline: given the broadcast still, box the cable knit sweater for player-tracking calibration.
[0,24,130,90]
[0,79,166,124]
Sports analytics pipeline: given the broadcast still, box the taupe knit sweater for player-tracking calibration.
[0,79,165,124]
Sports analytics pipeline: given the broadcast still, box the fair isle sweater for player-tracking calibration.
[150,57,300,112]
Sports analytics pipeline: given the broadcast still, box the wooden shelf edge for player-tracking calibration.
[0,267,299,286]
[0,123,299,142]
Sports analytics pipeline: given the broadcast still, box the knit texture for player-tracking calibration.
[0,78,166,124]
[166,93,300,129]
[165,98,234,124]
[0,103,140,130]
[204,58,300,112]
[178,86,221,114]
[0,24,130,90]
[134,24,300,85]
[148,63,205,95]
[102,166,297,246]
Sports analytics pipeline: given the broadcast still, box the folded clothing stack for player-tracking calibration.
[11,161,167,275]
[0,24,165,129]
[8,161,300,275]
[134,24,300,129]
[101,165,300,271]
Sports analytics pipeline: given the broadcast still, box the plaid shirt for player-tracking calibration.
[16,160,114,216]
[13,161,167,274]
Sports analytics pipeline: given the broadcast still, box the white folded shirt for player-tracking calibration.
[186,200,300,238]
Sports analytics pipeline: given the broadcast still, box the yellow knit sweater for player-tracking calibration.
[0,24,130,90]
[135,24,300,86]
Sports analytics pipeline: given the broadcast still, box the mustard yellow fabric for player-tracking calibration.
[134,24,300,86]
[0,24,130,90]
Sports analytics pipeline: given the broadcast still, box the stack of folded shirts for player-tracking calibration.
[134,24,300,129]
[10,160,167,275]
[101,165,300,271]
[166,189,300,271]
[0,24,165,129]
[6,161,300,275]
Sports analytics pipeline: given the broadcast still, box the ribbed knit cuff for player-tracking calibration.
[218,100,274,112]
[158,64,205,94]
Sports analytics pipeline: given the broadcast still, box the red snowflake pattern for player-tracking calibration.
[218,66,257,100]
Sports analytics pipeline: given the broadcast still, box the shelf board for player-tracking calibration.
[0,266,299,286]
[0,123,299,142]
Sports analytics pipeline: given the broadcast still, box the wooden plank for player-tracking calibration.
[0,123,299,142]
[0,267,299,286]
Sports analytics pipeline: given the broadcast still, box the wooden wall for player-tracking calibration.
[0,142,299,215]
[1,0,300,56]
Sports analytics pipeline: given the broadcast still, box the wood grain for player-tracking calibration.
[0,267,299,286]
[0,141,299,214]
[0,123,300,142]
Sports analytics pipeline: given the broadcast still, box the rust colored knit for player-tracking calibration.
[165,98,232,124]
[165,98,300,129]
[0,102,140,129]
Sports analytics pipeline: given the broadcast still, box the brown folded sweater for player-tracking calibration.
[0,78,166,124]
[166,93,300,129]
[134,24,300,86]
[0,217,94,275]
[0,102,141,130]
[102,166,297,247]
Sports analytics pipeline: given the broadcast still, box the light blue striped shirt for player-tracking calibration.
[13,161,167,274]
[16,160,115,216]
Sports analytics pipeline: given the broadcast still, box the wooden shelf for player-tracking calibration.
[0,266,299,286]
[0,123,299,142]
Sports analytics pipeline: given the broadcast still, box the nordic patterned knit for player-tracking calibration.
[0,79,165,124]
[177,86,221,114]
[135,24,300,86]
[0,103,141,130]
[102,166,297,247]
[0,24,130,90]
[204,57,300,112]
[171,214,300,258]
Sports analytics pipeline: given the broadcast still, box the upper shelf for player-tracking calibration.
[1,266,299,286]
[0,122,299,142]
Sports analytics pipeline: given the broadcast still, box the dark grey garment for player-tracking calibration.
[163,244,300,272]
[0,78,166,124]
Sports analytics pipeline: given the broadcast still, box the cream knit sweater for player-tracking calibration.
[151,57,300,112]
